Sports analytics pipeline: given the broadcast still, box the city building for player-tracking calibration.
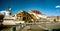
[0,7,23,26]
[47,16,60,22]
[1,6,60,22]
[13,10,48,22]
[28,10,48,22]
[14,10,33,22]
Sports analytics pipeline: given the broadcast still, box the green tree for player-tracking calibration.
[54,19,56,22]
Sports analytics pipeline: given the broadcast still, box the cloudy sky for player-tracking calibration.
[0,0,60,16]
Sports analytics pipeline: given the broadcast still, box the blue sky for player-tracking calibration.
[0,0,60,16]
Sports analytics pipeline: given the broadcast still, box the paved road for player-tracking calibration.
[21,25,45,31]
[1,22,60,31]
[21,22,60,31]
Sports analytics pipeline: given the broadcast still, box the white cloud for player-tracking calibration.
[56,5,60,8]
